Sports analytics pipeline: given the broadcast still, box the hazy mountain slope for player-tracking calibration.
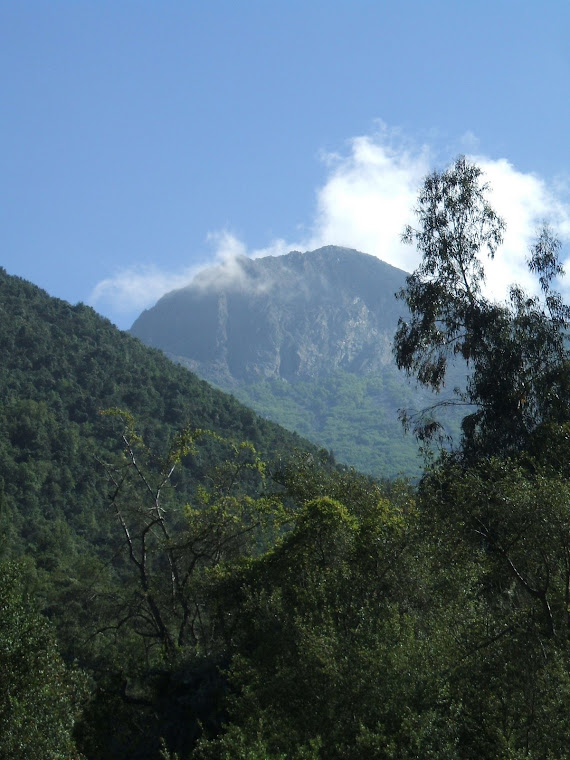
[131,246,406,384]
[131,247,465,477]
[229,370,427,477]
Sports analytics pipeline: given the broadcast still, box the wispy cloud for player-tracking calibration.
[90,231,292,321]
[194,231,291,292]
[90,263,202,316]
[90,124,570,323]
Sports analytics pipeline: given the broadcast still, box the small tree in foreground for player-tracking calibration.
[395,155,570,460]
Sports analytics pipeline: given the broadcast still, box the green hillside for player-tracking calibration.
[5,206,570,760]
[227,368,467,478]
[229,370,423,477]
[0,265,316,559]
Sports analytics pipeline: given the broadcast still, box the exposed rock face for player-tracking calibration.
[130,246,409,386]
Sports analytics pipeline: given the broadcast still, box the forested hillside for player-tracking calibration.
[230,369,424,476]
[0,266,315,559]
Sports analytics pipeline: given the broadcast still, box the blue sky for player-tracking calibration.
[2,1,569,328]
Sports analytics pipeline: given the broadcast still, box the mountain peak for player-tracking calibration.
[131,247,408,385]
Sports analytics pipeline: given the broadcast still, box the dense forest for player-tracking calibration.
[4,157,570,759]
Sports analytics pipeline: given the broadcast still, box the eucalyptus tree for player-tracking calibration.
[395,156,570,460]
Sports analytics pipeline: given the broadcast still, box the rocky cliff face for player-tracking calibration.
[130,246,409,386]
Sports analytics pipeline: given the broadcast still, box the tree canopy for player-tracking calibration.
[0,561,86,759]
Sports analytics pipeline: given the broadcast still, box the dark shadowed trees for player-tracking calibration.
[0,561,87,759]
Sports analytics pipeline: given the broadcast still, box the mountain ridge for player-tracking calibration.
[131,246,409,387]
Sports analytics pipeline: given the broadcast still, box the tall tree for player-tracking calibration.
[395,156,570,459]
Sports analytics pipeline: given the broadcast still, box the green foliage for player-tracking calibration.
[423,453,570,641]
[197,467,461,760]
[195,444,570,759]
[74,414,296,760]
[0,561,87,759]
[231,369,465,478]
[94,411,288,662]
[415,453,570,757]
[385,158,570,757]
[395,157,570,460]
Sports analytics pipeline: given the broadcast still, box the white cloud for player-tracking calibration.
[472,157,570,301]
[90,125,570,323]
[302,131,570,303]
[90,263,202,316]
[305,129,432,274]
